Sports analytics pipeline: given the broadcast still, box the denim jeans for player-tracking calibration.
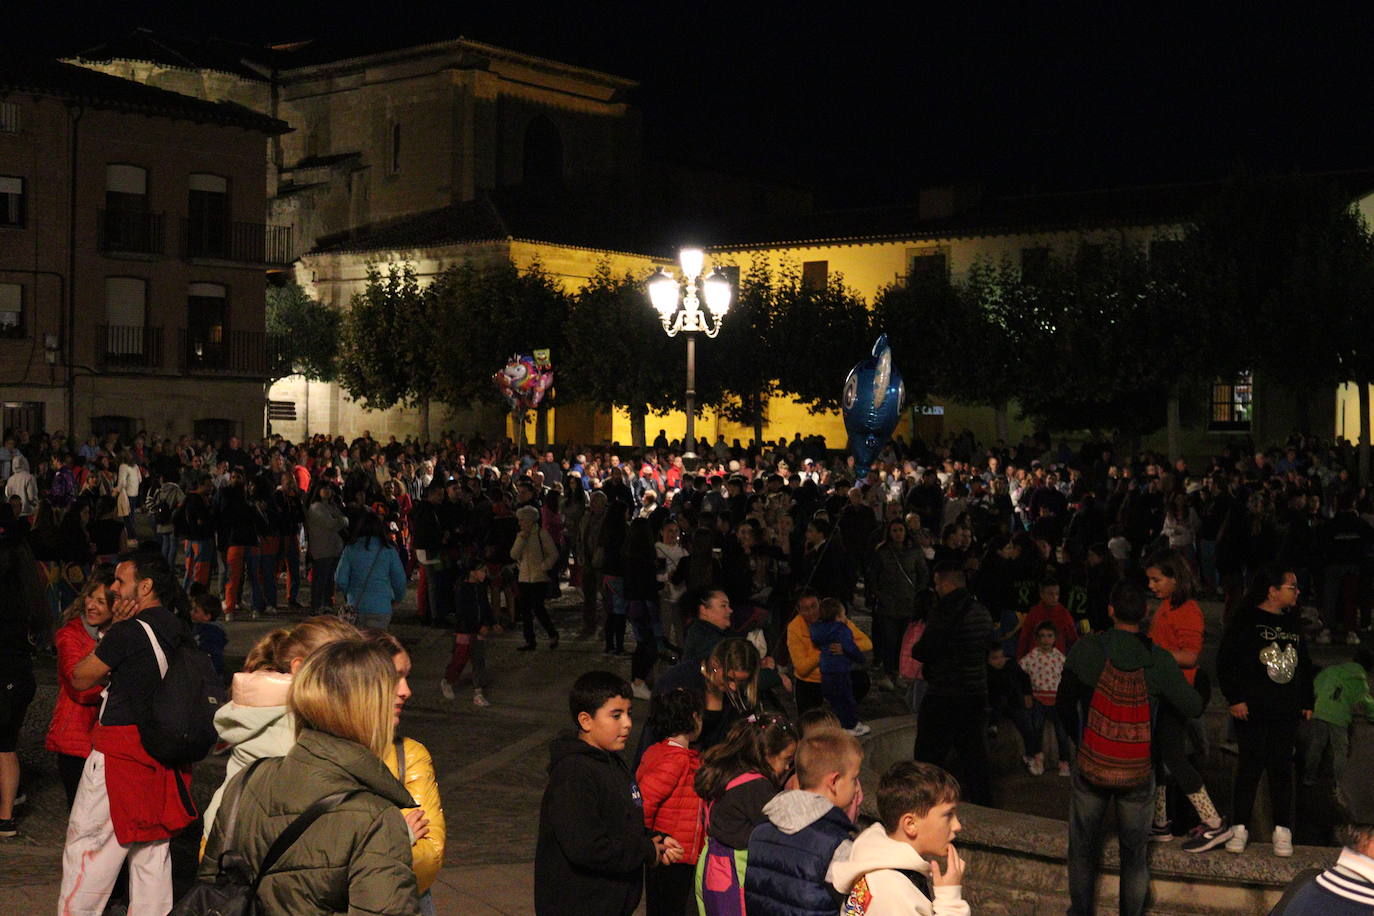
[1067,769,1155,916]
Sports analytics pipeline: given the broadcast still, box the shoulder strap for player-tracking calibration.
[136,617,169,678]
[219,757,271,850]
[250,788,360,894]
[394,736,406,782]
[359,541,385,591]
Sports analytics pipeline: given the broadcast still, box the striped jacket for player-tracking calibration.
[1280,848,1374,915]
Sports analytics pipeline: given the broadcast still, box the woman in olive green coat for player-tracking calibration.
[199,640,419,916]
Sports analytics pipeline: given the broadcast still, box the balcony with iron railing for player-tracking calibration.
[98,210,165,256]
[95,325,164,372]
[181,219,292,265]
[178,329,290,378]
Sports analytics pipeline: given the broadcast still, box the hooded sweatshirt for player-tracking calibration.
[535,733,657,916]
[830,822,970,916]
[202,669,295,839]
[744,789,854,916]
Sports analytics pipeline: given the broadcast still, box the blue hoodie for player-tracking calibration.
[810,620,866,677]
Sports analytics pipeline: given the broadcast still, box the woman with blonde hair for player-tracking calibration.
[45,564,117,805]
[367,630,446,916]
[200,616,358,849]
[198,639,418,915]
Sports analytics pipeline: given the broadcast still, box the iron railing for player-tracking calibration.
[182,219,292,264]
[179,329,290,378]
[98,210,165,255]
[95,325,163,371]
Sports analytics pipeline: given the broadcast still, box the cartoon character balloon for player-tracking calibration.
[493,351,554,412]
[841,335,904,480]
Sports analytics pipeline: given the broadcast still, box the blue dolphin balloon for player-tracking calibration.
[841,335,905,480]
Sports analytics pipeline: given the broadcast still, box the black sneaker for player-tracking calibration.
[1181,819,1233,853]
[1150,822,1174,843]
[0,819,16,838]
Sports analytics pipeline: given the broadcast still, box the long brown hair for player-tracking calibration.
[694,714,797,801]
[243,616,359,673]
[60,563,117,626]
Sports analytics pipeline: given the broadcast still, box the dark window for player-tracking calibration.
[0,102,19,134]
[906,247,948,284]
[187,284,227,369]
[0,283,22,337]
[1021,247,1052,285]
[1209,371,1253,432]
[0,176,24,228]
[522,116,563,189]
[801,260,829,291]
[390,122,401,175]
[2,401,43,439]
[194,418,236,443]
[187,174,229,258]
[104,165,156,252]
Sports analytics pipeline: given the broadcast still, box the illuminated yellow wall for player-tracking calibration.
[1336,382,1374,443]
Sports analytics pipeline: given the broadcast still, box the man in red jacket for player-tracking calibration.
[59,550,196,916]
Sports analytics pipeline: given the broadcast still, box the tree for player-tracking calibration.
[709,258,779,444]
[430,260,569,446]
[562,262,681,448]
[336,262,441,440]
[266,281,338,384]
[769,265,873,413]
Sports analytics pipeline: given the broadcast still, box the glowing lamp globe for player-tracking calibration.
[647,268,679,316]
[703,268,732,317]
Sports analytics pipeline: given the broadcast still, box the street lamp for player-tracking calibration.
[647,247,731,457]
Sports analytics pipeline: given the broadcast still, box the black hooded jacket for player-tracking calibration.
[535,733,658,916]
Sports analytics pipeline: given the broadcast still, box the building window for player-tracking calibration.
[0,102,18,134]
[103,164,160,253]
[389,122,401,175]
[104,277,147,358]
[0,176,24,228]
[801,260,829,291]
[906,246,948,284]
[0,283,23,338]
[1209,371,1253,432]
[187,173,229,258]
[91,415,137,441]
[187,282,227,368]
[1020,246,1051,285]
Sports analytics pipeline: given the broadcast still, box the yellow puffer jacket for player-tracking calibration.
[383,737,446,894]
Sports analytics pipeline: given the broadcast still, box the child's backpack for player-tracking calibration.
[1075,648,1153,789]
[136,618,227,767]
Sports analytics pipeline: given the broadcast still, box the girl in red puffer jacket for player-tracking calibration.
[636,687,705,916]
[45,565,117,805]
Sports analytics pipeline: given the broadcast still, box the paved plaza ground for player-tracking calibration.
[2,581,1359,915]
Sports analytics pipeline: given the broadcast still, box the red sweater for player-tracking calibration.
[91,724,196,844]
[45,617,103,757]
[636,739,705,859]
[1017,602,1079,659]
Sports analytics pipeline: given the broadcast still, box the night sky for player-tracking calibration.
[11,3,1374,207]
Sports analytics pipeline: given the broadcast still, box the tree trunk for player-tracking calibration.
[418,398,431,443]
[535,404,549,449]
[513,408,525,453]
[1359,375,1371,486]
[629,406,647,449]
[1166,386,1182,463]
[994,400,1010,444]
[752,393,765,448]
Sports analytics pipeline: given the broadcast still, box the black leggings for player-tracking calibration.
[1232,716,1299,830]
[1154,705,1204,795]
[57,753,87,808]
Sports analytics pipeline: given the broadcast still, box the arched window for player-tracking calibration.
[522,115,563,189]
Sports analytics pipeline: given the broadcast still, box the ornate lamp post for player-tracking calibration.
[647,247,732,457]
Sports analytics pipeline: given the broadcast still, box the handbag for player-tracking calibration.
[168,759,359,915]
[899,619,926,681]
[340,542,385,626]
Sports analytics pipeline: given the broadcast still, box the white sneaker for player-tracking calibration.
[1225,824,1248,854]
[439,679,455,701]
[1348,632,1363,646]
[1273,826,1293,857]
[847,722,872,738]
[472,689,491,708]
[632,682,652,701]
[1029,754,1045,776]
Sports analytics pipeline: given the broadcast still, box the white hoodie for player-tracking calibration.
[830,822,970,916]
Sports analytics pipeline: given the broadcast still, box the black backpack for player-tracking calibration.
[169,759,358,916]
[135,618,226,767]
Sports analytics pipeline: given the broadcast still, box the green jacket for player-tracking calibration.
[1313,662,1374,728]
[1056,628,1203,737]
[199,728,419,916]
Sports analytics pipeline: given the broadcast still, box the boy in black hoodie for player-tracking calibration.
[535,671,683,915]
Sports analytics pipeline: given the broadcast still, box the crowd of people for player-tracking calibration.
[3,423,1374,914]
